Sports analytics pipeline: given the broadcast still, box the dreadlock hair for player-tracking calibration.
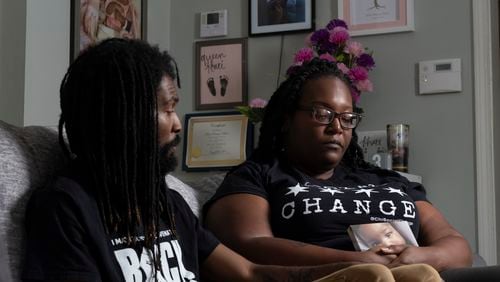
[256,58,374,169]
[58,38,178,271]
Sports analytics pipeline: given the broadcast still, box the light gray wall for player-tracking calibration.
[24,0,70,126]
[169,0,479,252]
[0,0,171,127]
[492,0,500,263]
[1,0,496,257]
[147,0,171,51]
[0,0,26,126]
[355,1,477,250]
[169,0,337,181]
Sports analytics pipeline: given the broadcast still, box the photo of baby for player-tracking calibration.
[348,221,418,251]
[78,0,142,53]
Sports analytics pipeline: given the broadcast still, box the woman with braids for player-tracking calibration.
[22,38,428,282]
[202,20,481,282]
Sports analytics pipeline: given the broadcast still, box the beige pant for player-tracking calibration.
[314,263,441,282]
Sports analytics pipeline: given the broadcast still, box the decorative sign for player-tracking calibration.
[357,130,391,169]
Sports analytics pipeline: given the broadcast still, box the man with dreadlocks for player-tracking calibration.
[204,56,476,281]
[20,38,419,282]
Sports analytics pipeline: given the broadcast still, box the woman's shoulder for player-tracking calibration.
[337,164,410,184]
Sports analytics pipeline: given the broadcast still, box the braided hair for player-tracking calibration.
[58,38,178,269]
[256,58,373,169]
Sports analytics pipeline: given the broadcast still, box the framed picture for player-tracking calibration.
[182,112,254,171]
[70,0,147,61]
[338,0,414,36]
[195,38,248,110]
[249,0,315,36]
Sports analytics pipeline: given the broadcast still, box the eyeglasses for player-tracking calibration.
[297,106,362,129]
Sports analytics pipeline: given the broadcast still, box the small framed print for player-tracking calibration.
[249,0,315,36]
[357,130,391,169]
[195,38,248,110]
[70,0,147,61]
[182,112,254,172]
[338,0,414,36]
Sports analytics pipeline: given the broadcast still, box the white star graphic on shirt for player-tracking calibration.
[320,187,345,196]
[286,183,309,196]
[384,187,407,196]
[354,188,379,197]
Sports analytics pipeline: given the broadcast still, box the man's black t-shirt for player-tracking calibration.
[23,173,219,282]
[204,156,428,251]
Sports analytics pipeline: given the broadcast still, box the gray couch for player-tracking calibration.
[0,120,488,282]
[0,120,224,282]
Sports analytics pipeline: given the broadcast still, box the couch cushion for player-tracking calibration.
[0,121,67,282]
[0,121,208,281]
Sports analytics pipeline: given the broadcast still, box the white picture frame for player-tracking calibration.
[338,0,414,36]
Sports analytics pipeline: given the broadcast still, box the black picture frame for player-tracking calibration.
[70,0,148,62]
[249,0,315,36]
[195,38,248,110]
[182,111,254,172]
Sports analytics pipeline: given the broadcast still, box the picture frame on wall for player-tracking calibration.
[338,0,414,36]
[70,0,147,61]
[195,38,248,110]
[249,0,315,36]
[182,111,254,172]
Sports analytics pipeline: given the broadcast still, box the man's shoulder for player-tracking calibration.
[28,173,94,212]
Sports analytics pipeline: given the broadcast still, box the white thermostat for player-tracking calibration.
[418,58,462,95]
[200,10,227,38]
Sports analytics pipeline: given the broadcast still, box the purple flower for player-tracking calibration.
[294,48,314,64]
[326,19,348,30]
[283,18,376,104]
[357,53,376,70]
[249,98,268,108]
[349,66,368,81]
[329,27,350,45]
[310,29,336,53]
[345,41,364,58]
[355,79,374,92]
[337,63,350,74]
[319,53,336,62]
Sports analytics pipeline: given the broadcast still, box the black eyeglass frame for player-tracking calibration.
[297,105,363,129]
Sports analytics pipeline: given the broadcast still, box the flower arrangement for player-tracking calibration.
[237,19,375,123]
[287,18,375,104]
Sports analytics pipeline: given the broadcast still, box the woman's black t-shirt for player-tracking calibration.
[204,156,428,251]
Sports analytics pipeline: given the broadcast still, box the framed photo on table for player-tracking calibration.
[70,0,147,61]
[195,38,248,110]
[182,112,254,172]
[249,0,314,36]
[338,0,414,36]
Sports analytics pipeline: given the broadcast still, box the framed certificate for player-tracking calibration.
[338,0,414,36]
[182,112,254,171]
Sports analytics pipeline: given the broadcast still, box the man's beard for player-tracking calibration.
[159,135,181,175]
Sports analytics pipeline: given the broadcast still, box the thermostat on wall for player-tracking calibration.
[418,58,462,95]
[200,10,227,38]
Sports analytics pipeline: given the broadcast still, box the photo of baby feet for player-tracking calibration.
[220,75,229,97]
[207,77,216,96]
